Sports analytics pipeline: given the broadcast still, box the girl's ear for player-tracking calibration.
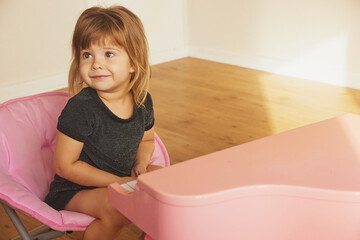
[130,66,135,73]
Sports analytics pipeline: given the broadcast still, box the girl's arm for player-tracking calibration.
[132,127,155,177]
[54,131,135,187]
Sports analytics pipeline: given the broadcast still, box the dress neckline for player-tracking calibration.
[88,87,137,122]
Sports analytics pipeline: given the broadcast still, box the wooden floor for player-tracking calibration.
[2,57,360,239]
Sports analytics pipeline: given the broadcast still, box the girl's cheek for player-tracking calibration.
[79,67,88,80]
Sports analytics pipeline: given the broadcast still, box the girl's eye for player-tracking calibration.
[106,52,115,58]
[82,52,92,59]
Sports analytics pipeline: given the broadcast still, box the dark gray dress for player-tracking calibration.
[45,87,154,210]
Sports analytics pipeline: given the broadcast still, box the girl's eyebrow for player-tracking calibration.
[79,46,122,52]
[103,47,122,51]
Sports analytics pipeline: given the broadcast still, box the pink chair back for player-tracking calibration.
[0,92,68,200]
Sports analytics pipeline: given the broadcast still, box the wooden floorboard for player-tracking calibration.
[150,57,360,165]
[1,57,360,239]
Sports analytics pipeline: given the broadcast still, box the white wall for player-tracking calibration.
[187,0,360,89]
[0,0,187,103]
[2,0,360,103]
[88,0,188,65]
[0,0,86,102]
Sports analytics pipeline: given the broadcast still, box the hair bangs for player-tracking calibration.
[73,14,126,55]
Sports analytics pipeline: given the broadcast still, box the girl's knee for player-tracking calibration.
[87,188,128,226]
[108,206,128,222]
[101,196,129,225]
[101,210,128,230]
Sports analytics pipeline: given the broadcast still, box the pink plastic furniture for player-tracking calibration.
[109,114,360,240]
[0,92,170,240]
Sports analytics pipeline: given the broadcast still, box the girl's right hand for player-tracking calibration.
[131,162,148,177]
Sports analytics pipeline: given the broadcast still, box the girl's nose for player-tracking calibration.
[91,59,103,70]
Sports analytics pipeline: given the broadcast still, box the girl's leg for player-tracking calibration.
[65,187,128,240]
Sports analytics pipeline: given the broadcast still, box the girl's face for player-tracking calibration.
[79,40,134,95]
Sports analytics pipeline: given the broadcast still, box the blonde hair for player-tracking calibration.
[69,6,151,107]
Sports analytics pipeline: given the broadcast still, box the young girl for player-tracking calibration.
[45,6,161,240]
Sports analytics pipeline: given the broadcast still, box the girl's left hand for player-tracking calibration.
[131,163,147,177]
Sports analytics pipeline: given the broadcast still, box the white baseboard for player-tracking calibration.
[2,45,358,104]
[0,46,189,103]
[188,46,360,90]
[347,72,360,90]
[0,73,68,104]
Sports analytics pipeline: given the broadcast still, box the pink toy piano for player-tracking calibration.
[109,114,360,240]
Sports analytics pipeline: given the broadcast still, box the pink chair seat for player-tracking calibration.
[0,92,170,235]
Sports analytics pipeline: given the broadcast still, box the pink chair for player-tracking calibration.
[0,92,170,240]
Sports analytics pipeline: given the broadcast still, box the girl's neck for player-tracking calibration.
[96,89,134,119]
[96,89,132,104]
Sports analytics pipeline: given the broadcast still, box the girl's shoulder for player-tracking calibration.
[137,92,153,112]
[70,87,94,102]
[144,92,153,106]
[64,87,97,113]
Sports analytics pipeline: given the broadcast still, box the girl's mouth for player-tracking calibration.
[90,75,110,79]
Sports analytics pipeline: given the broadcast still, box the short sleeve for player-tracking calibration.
[144,93,155,131]
[57,98,93,142]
